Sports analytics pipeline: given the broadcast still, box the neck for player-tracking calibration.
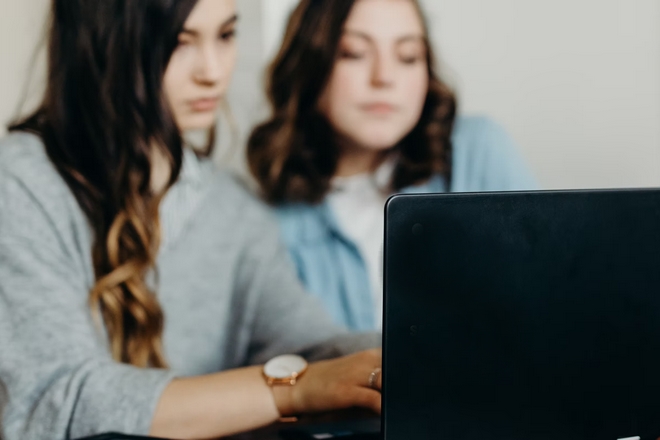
[150,146,172,194]
[333,137,386,178]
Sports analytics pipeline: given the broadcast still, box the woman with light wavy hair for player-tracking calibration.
[0,0,383,439]
[248,0,538,332]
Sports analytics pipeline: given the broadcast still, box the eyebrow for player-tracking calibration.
[180,14,239,36]
[343,29,425,45]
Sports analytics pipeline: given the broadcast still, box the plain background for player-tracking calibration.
[1,0,659,190]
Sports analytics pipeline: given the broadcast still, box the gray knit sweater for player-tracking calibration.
[0,132,379,440]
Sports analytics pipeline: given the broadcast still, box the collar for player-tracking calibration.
[330,157,396,195]
[178,147,205,186]
[278,173,447,246]
[159,147,211,251]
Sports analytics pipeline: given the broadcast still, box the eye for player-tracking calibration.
[338,36,369,60]
[339,49,366,60]
[176,33,194,48]
[398,46,426,65]
[399,55,423,65]
[219,29,236,41]
[397,40,427,65]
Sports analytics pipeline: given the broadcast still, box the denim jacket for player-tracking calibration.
[275,116,538,331]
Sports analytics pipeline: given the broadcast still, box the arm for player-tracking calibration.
[150,366,279,438]
[236,200,380,365]
[0,171,380,440]
[151,350,382,439]
[150,199,383,439]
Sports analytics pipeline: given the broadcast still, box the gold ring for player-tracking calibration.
[368,368,382,389]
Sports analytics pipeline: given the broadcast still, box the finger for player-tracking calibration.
[353,388,382,414]
[360,365,382,391]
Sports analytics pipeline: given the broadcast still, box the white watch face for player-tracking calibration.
[264,355,308,379]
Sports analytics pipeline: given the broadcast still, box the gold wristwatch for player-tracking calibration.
[263,354,308,386]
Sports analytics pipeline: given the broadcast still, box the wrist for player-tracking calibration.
[262,355,308,417]
[270,382,297,417]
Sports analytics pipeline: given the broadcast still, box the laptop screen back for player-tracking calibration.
[383,190,660,440]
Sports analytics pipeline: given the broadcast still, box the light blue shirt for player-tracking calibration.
[275,116,538,331]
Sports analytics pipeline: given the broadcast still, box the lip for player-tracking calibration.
[361,102,398,115]
[188,97,220,112]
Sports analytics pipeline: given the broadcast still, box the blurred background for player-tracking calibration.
[2,0,659,190]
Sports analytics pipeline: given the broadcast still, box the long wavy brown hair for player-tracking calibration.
[9,0,205,368]
[247,0,457,205]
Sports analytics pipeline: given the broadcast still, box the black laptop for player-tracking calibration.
[383,189,660,440]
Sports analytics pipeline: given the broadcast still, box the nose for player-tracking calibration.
[371,51,395,88]
[193,44,223,85]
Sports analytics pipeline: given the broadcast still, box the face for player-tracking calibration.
[318,0,429,153]
[164,0,238,131]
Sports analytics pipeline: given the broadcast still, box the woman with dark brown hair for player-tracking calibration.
[248,0,537,332]
[0,0,383,439]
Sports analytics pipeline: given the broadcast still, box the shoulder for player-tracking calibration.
[451,115,515,159]
[0,131,60,183]
[0,131,88,257]
[274,200,333,246]
[450,115,538,191]
[0,131,80,215]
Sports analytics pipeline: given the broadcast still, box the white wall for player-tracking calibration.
[260,0,660,190]
[262,0,300,61]
[0,0,49,137]
[422,0,660,189]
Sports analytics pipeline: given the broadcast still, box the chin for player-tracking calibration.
[347,120,413,149]
[354,132,407,151]
[178,113,217,131]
